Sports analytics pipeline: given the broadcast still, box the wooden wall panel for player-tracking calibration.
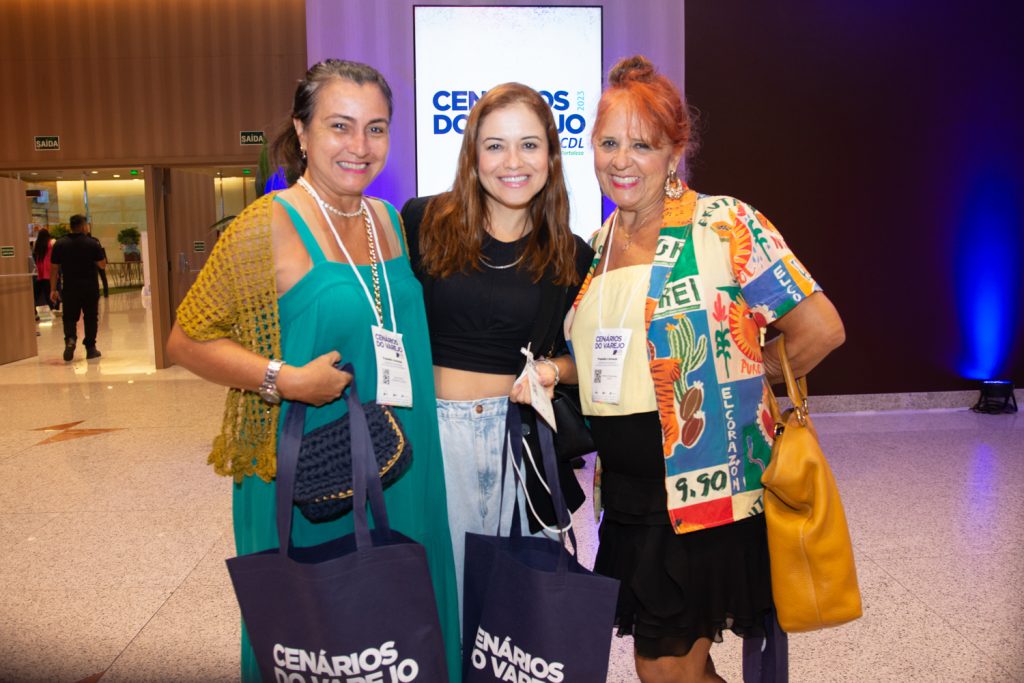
[143,166,217,370]
[0,177,37,364]
[143,166,170,369]
[0,0,307,170]
[165,169,216,317]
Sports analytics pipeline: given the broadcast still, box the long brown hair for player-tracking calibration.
[33,229,51,263]
[419,83,578,285]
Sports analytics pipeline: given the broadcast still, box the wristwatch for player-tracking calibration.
[258,359,286,404]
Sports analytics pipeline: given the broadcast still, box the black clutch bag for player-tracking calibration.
[292,366,412,523]
[551,383,595,462]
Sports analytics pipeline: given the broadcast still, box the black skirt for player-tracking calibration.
[590,412,774,659]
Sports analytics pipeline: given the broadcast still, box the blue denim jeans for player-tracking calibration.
[436,396,533,628]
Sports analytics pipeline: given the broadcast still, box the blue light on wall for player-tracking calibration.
[954,166,1021,379]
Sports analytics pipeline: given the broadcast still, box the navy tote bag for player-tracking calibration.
[226,367,448,683]
[462,405,618,683]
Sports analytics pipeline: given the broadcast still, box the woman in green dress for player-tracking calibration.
[166,59,461,682]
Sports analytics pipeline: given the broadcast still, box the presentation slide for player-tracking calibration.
[414,5,603,237]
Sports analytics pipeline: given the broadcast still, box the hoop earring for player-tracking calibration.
[664,169,684,199]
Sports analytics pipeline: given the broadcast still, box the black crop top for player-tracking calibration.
[400,195,595,375]
[427,235,540,374]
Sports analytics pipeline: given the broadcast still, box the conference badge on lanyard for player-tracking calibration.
[299,179,415,408]
[372,325,413,407]
[590,209,643,405]
[592,328,632,404]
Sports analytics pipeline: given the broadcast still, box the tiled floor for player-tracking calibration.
[1,291,1021,682]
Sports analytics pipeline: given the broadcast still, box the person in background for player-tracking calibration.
[401,82,592,615]
[566,55,845,682]
[85,224,109,298]
[32,228,55,312]
[51,215,106,361]
[165,58,461,681]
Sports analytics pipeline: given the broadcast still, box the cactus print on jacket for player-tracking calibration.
[566,188,820,534]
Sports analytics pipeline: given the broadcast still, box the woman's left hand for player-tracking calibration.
[764,292,845,382]
[509,361,557,404]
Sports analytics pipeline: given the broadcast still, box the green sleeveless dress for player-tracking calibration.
[233,196,462,682]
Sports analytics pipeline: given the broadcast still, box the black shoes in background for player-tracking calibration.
[63,339,102,362]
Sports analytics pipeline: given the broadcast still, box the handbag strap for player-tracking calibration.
[764,335,811,429]
[275,363,392,554]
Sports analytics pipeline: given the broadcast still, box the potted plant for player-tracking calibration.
[117,226,142,262]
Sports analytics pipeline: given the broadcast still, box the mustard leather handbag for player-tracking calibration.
[762,336,863,633]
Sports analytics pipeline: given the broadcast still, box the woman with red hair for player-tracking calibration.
[565,56,845,681]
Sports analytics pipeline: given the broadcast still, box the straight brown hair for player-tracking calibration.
[419,83,578,285]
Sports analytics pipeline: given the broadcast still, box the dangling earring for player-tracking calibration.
[300,147,307,161]
[664,168,684,199]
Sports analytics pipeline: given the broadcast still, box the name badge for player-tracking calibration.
[592,327,633,404]
[372,325,413,407]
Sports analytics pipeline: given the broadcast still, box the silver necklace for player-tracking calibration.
[479,230,525,270]
[297,177,362,218]
[479,254,523,270]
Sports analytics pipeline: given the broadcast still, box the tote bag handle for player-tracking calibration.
[499,404,580,570]
[276,363,392,554]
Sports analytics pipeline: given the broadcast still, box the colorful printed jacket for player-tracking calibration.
[566,188,821,534]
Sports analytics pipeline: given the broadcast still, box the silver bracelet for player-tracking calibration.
[537,357,560,386]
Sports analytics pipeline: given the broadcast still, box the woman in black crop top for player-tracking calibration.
[401,83,593,616]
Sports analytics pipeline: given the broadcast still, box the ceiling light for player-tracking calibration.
[91,171,99,175]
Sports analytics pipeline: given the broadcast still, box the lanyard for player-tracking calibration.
[596,210,650,330]
[301,179,398,332]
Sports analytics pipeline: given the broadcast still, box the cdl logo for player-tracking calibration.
[432,89,587,135]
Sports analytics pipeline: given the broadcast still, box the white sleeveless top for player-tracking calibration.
[570,264,658,416]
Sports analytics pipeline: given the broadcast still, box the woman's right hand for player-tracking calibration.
[278,351,352,406]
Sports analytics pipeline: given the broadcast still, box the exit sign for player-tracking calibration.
[34,136,59,151]
[240,131,265,146]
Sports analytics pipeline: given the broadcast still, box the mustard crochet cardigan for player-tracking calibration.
[176,193,282,482]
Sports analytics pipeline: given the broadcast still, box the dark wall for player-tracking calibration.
[0,0,306,170]
[685,1,1024,395]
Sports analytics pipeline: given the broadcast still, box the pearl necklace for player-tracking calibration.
[297,177,361,218]
[297,177,383,322]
